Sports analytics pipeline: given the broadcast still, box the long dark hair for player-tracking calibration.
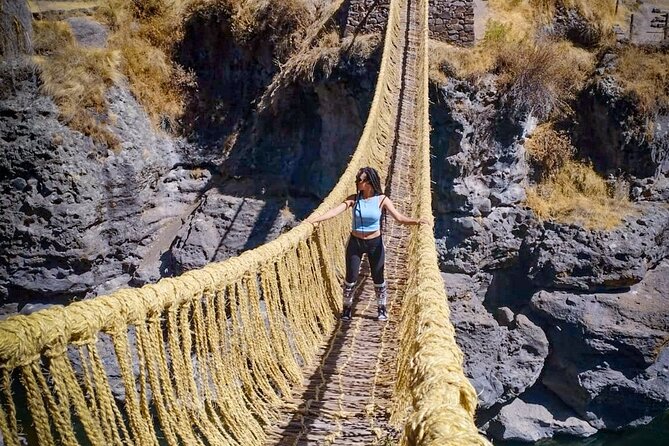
[357,167,383,196]
[354,167,385,230]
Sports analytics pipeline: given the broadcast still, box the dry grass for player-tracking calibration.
[428,40,493,82]
[258,31,381,110]
[525,123,575,177]
[285,31,381,83]
[525,159,632,230]
[524,123,633,229]
[497,39,595,119]
[524,121,633,229]
[184,0,312,51]
[32,2,194,145]
[488,0,538,40]
[33,20,121,149]
[614,45,669,115]
[430,0,600,119]
[29,1,101,13]
[97,0,195,130]
[428,17,525,83]
[108,34,190,127]
[430,34,594,120]
[96,0,314,129]
[32,19,74,53]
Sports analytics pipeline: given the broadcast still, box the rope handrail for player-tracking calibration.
[0,0,491,444]
[390,1,492,444]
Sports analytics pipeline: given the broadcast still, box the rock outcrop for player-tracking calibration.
[0,0,32,59]
[576,68,669,180]
[433,64,669,441]
[530,261,669,430]
[0,14,376,313]
[446,272,549,409]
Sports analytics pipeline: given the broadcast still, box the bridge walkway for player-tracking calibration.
[265,0,421,443]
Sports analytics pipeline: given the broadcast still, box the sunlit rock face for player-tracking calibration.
[432,69,669,442]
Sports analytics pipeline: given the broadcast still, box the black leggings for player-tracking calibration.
[345,235,385,285]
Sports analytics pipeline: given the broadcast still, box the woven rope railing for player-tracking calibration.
[389,0,491,444]
[0,0,401,444]
[0,0,491,444]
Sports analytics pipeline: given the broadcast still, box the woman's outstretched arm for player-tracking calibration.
[381,196,430,226]
[306,195,356,225]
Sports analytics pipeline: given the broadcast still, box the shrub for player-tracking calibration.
[524,121,633,230]
[497,40,595,119]
[429,5,595,104]
[97,0,195,130]
[109,33,190,128]
[229,0,311,60]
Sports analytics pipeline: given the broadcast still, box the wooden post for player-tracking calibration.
[629,13,635,40]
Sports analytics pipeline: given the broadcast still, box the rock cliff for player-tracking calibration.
[433,66,669,441]
[0,10,378,315]
[0,2,667,443]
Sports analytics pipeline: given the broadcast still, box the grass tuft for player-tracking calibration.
[32,20,75,54]
[614,45,669,115]
[525,159,633,230]
[497,40,595,119]
[97,0,195,131]
[226,0,311,61]
[524,125,633,230]
[33,20,122,149]
[430,35,594,120]
[525,123,575,178]
[258,30,381,111]
[430,0,601,120]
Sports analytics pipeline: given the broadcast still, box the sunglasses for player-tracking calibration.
[355,177,367,184]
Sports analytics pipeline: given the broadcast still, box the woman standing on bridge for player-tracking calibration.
[307,167,428,321]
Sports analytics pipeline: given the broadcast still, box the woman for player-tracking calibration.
[307,167,428,321]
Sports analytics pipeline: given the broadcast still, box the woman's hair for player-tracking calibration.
[354,167,386,230]
[357,167,384,196]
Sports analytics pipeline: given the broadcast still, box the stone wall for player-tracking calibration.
[338,0,474,46]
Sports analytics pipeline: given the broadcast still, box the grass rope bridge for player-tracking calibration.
[0,0,492,444]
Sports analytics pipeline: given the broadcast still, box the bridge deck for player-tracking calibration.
[265,0,421,443]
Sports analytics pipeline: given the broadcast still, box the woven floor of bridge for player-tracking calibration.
[265,1,420,444]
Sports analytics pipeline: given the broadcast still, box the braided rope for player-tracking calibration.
[0,0,491,444]
[390,0,491,444]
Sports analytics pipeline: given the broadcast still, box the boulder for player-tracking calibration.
[445,273,549,409]
[484,387,597,442]
[529,261,669,429]
[0,0,33,59]
[522,203,669,291]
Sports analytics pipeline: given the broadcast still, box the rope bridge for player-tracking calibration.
[0,0,491,444]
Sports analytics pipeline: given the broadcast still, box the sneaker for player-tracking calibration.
[377,305,388,321]
[342,305,352,321]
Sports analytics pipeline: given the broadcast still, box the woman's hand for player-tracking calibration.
[417,217,431,226]
[306,216,320,227]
